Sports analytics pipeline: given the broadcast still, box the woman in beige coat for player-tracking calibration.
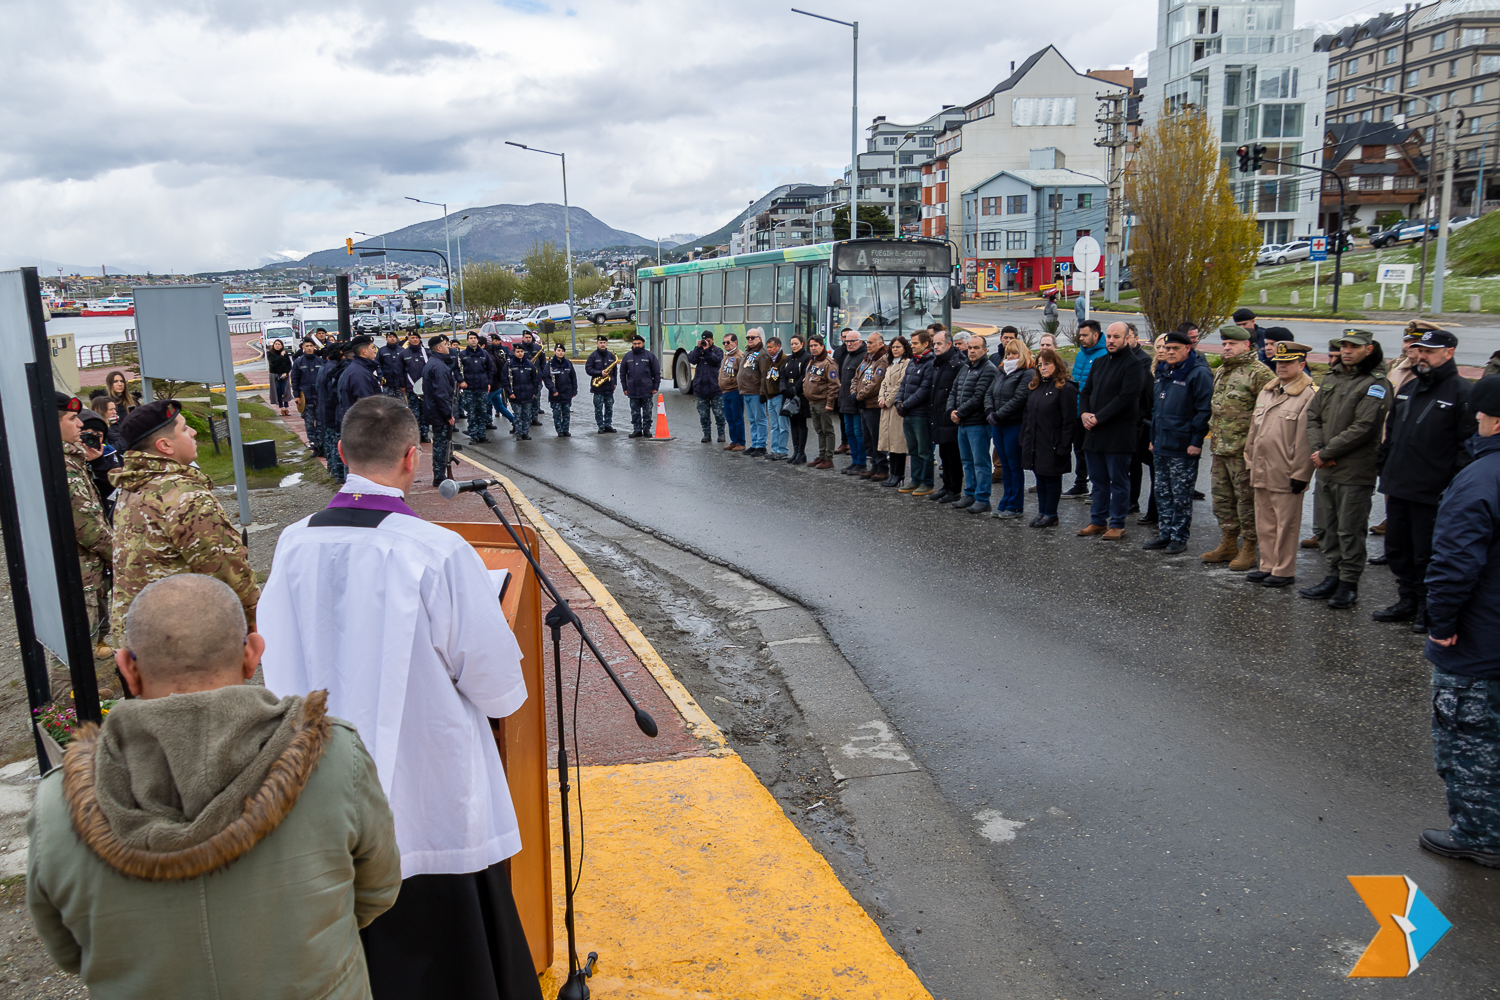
[877,336,911,487]
[1244,341,1318,585]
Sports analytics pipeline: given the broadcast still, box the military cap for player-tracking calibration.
[1470,376,1500,417]
[1402,329,1424,342]
[1163,331,1193,346]
[1414,328,1458,348]
[55,391,81,412]
[1263,326,1294,342]
[427,334,448,349]
[1405,319,1444,336]
[1334,329,1375,346]
[321,342,346,358]
[1271,341,1312,363]
[1231,307,1257,323]
[347,334,374,349]
[118,398,182,450]
[554,343,567,352]
[1219,325,1251,341]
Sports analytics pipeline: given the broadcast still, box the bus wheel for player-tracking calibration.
[675,351,692,393]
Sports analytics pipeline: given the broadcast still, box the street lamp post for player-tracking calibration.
[405,196,453,322]
[1359,85,1458,312]
[455,215,470,326]
[505,141,578,355]
[793,8,858,241]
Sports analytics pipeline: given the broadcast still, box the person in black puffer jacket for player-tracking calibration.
[945,334,998,513]
[986,339,1034,518]
[266,339,293,414]
[545,344,579,437]
[782,336,812,464]
[928,328,966,501]
[1078,322,1147,536]
[619,335,662,437]
[1376,328,1477,631]
[1020,347,1077,527]
[897,329,937,494]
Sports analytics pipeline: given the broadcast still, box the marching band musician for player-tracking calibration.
[584,334,619,433]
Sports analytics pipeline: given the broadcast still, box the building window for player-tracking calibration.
[1007,195,1028,214]
[1262,104,1304,137]
[1044,229,1063,249]
[1450,59,1460,77]
[1005,231,1028,250]
[1384,46,1398,64]
[1471,115,1486,134]
[1344,86,1356,102]
[980,231,1002,251]
[1485,55,1500,74]
[1359,175,1383,191]
[1463,27,1485,47]
[1224,71,1241,107]
[1222,110,1239,141]
[1047,192,1064,210]
[1077,193,1093,209]
[1330,62,1339,82]
[1466,148,1481,165]
[1075,229,1092,240]
[1433,31,1446,50]
[982,197,1001,215]
[1381,105,1393,121]
[1394,174,1418,189]
[1475,84,1487,103]
[1407,69,1420,88]
[1382,75,1395,92]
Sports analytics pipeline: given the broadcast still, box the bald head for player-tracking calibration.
[118,575,262,698]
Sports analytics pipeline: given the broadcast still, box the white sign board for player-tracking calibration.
[1071,273,1101,292]
[1072,236,1102,273]
[1377,264,1415,284]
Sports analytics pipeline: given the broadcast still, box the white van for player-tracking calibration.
[521,303,573,328]
[290,306,341,344]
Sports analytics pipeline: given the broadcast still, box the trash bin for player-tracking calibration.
[242,438,277,470]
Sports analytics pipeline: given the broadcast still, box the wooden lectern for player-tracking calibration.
[436,520,552,975]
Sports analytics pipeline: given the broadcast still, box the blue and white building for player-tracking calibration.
[959,154,1107,293]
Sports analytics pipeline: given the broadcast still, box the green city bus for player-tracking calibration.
[636,237,956,391]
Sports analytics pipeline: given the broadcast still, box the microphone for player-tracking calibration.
[438,477,499,499]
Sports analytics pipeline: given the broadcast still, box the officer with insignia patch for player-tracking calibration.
[1374,327,1476,633]
[1202,325,1275,570]
[1298,330,1393,609]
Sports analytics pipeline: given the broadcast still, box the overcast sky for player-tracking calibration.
[2,0,1387,273]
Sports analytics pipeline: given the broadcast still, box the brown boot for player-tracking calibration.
[1228,539,1259,572]
[1201,531,1239,563]
[1300,535,1319,548]
[1369,519,1387,536]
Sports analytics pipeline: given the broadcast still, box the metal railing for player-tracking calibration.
[77,340,139,369]
[228,320,265,333]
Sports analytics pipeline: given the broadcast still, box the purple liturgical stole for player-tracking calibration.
[325,490,420,519]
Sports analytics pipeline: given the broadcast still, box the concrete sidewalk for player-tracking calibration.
[308,420,936,998]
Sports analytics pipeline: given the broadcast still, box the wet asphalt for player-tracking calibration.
[468,390,1496,997]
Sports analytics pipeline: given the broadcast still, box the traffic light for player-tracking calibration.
[1251,144,1267,171]
[346,238,354,255]
[1236,145,1250,173]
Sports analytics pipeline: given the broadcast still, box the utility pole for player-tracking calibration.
[1433,108,1458,312]
[1095,90,1129,303]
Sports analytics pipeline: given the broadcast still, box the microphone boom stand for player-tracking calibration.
[472,485,658,1000]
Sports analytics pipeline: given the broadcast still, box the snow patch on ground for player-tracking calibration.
[975,809,1025,843]
[279,472,304,488]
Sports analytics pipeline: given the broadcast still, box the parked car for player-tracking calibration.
[479,320,528,349]
[586,297,637,325]
[1256,244,1285,265]
[1372,219,1437,246]
[521,303,573,329]
[1449,214,1479,231]
[1272,240,1311,264]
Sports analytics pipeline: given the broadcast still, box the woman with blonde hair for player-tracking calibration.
[1020,347,1077,526]
[986,338,1035,518]
[876,336,911,488]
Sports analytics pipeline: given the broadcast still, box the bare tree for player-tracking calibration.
[1128,106,1259,336]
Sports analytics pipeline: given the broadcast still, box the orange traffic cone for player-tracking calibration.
[648,391,673,441]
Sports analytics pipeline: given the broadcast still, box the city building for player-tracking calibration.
[813,108,965,241]
[1318,121,1428,231]
[1142,0,1330,245]
[920,47,1129,257]
[958,154,1108,293]
[1318,1,1500,216]
[730,184,827,254]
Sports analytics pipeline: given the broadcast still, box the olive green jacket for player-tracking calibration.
[1306,353,1392,486]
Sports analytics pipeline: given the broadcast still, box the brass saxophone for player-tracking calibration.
[591,355,620,389]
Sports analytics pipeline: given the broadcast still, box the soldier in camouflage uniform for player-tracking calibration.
[109,399,260,630]
[57,393,114,654]
[1202,326,1275,571]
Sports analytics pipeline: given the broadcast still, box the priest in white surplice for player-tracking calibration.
[259,395,543,1000]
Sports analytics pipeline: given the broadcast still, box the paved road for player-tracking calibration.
[468,392,1493,997]
[960,300,1500,368]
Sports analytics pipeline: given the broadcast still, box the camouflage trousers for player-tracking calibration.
[1211,453,1257,542]
[429,421,453,485]
[1153,456,1200,542]
[462,389,492,441]
[1433,668,1500,849]
[85,583,111,644]
[324,426,346,483]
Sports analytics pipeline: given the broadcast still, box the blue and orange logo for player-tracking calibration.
[1347,876,1452,977]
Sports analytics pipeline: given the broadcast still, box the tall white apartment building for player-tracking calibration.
[1142,0,1331,244]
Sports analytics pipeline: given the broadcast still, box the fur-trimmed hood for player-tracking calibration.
[62,685,329,881]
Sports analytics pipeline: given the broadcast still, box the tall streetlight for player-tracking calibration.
[793,8,858,241]
[505,141,578,355]
[405,196,453,319]
[1359,85,1459,312]
[454,214,470,326]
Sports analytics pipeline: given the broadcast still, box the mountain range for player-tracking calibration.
[291,203,656,268]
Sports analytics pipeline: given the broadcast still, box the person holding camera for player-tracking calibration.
[687,331,725,444]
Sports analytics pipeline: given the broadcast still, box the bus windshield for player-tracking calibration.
[830,239,953,337]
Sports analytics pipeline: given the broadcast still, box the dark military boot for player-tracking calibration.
[1298,576,1338,600]
[1371,596,1418,623]
[1328,582,1359,609]
[1410,599,1430,635]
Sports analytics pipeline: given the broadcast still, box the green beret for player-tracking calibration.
[1218,325,1251,341]
[1335,329,1375,346]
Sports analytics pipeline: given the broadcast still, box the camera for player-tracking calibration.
[80,430,102,450]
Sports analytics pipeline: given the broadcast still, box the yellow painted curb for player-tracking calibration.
[539,758,935,1000]
[455,453,728,751]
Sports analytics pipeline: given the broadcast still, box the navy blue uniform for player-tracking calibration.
[547,356,578,436]
[336,356,383,427]
[316,359,349,481]
[421,354,457,483]
[290,352,324,451]
[376,343,406,391]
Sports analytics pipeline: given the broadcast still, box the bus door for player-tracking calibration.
[796,264,825,342]
[649,279,665,357]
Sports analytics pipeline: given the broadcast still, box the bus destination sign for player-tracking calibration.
[833,242,950,274]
